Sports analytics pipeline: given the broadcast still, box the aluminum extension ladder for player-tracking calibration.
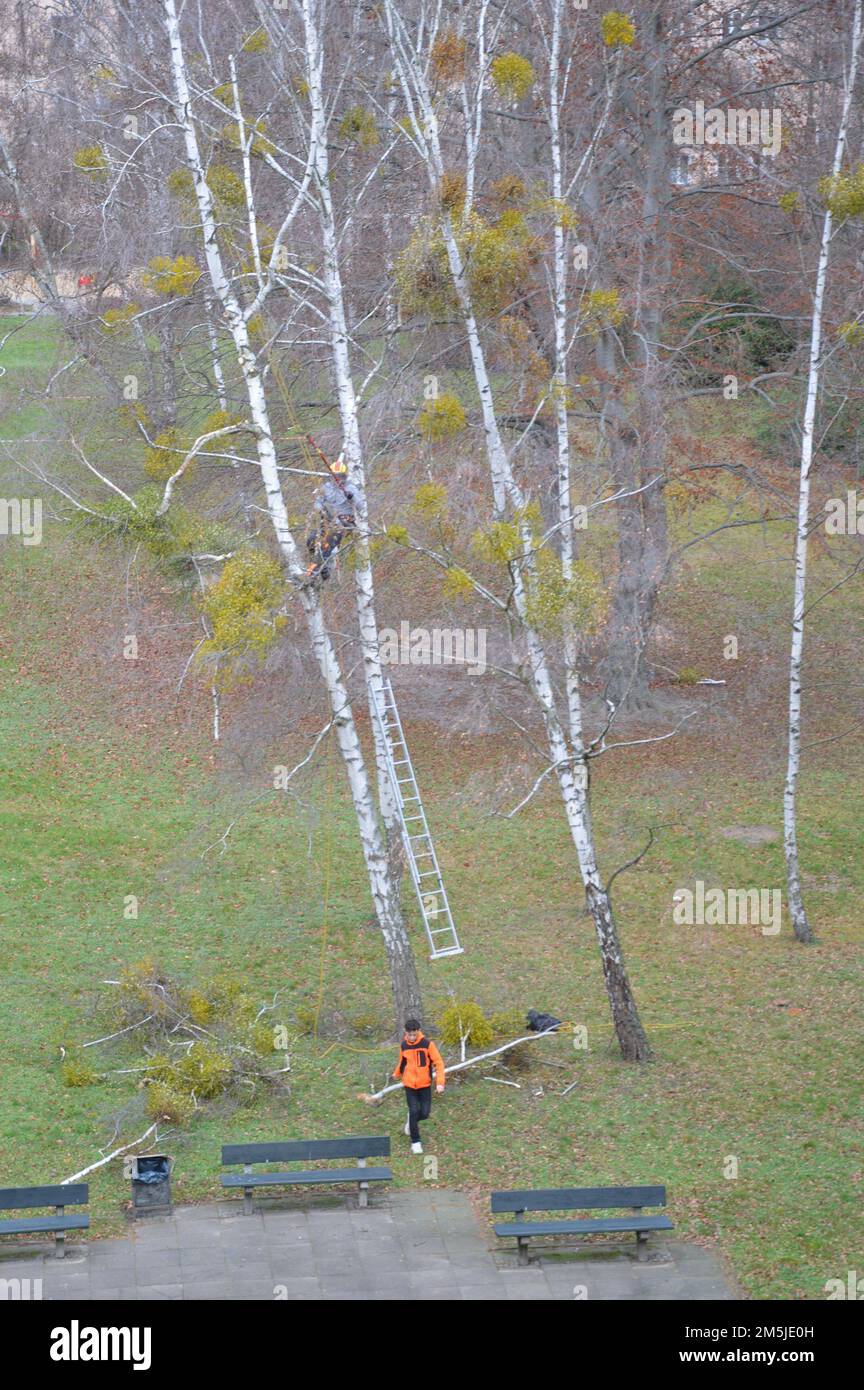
[371,678,463,960]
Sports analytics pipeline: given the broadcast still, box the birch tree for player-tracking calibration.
[381,0,652,1060]
[161,0,424,1028]
[784,0,864,943]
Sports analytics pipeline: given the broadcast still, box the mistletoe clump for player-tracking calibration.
[819,166,864,221]
[397,209,539,318]
[430,30,467,85]
[338,105,379,148]
[199,550,287,686]
[60,960,293,1133]
[143,254,201,298]
[417,392,467,440]
[72,144,108,179]
[601,11,636,47]
[490,52,534,101]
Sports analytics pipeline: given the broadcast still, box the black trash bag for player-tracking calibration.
[134,1156,170,1184]
[526,1009,562,1033]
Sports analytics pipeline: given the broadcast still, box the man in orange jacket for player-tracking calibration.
[392,1018,445,1155]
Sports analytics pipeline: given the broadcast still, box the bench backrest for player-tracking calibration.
[0,1185,89,1211]
[491,1185,666,1214]
[221,1136,390,1166]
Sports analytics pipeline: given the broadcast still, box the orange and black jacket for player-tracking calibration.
[393,1034,446,1090]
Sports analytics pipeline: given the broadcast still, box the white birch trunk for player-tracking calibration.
[383,0,650,1059]
[163,0,421,1028]
[784,0,863,943]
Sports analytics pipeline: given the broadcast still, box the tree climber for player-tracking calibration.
[305,452,357,582]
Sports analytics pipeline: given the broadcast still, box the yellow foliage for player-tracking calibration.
[417,392,467,440]
[338,106,379,148]
[471,519,522,565]
[584,287,624,330]
[144,427,186,483]
[72,145,108,179]
[525,550,607,636]
[490,52,534,101]
[411,482,449,519]
[102,303,140,334]
[199,551,287,686]
[819,166,864,221]
[241,28,270,53]
[143,254,201,297]
[601,11,636,47]
[778,190,799,213]
[437,999,494,1050]
[442,566,475,600]
[838,320,864,346]
[397,209,538,317]
[207,162,246,210]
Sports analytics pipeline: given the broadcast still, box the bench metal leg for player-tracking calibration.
[54,1206,66,1258]
[636,1232,649,1263]
[357,1156,368,1208]
[243,1165,254,1215]
[517,1237,529,1267]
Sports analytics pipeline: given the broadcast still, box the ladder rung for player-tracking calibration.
[417,871,440,880]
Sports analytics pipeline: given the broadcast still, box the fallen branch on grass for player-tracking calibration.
[356,1027,561,1104]
[60,1122,163,1185]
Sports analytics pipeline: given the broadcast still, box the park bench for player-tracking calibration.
[0,1184,90,1258]
[221,1136,392,1212]
[492,1184,673,1265]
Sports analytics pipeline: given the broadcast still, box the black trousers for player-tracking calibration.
[405,1085,432,1143]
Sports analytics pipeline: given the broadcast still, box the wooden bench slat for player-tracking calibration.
[222,1136,390,1165]
[495,1215,674,1238]
[0,1215,91,1235]
[0,1185,89,1211]
[221,1167,392,1189]
[491,1185,666,1213]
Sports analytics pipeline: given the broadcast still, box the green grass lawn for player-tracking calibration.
[0,315,861,1300]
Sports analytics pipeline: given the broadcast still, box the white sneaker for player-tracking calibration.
[404,1118,411,1137]
[411,1142,423,1155]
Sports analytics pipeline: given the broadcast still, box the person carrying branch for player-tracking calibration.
[393,1018,445,1155]
[305,451,356,583]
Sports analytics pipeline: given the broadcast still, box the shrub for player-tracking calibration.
[145,1083,194,1125]
[61,1053,99,1087]
[437,999,494,1052]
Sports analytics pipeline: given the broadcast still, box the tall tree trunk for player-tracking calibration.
[384,0,651,1059]
[163,0,422,1030]
[785,0,863,943]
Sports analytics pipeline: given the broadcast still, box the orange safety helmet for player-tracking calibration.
[330,455,348,476]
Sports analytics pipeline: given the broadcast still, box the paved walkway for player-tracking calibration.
[0,1191,735,1300]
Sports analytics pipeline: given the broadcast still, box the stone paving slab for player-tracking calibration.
[0,1190,735,1301]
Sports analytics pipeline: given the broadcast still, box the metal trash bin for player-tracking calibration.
[130,1154,173,1216]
